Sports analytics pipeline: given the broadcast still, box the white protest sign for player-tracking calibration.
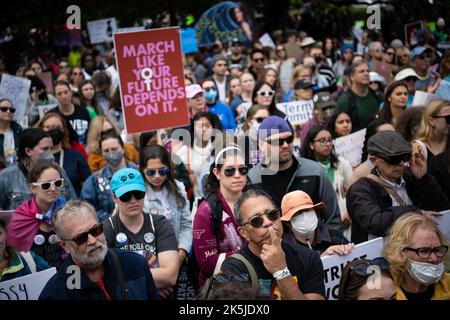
[0,267,56,300]
[87,18,118,44]
[0,74,31,121]
[321,237,384,300]
[258,33,276,49]
[36,104,57,120]
[411,90,437,107]
[334,128,367,167]
[433,210,450,241]
[276,100,314,126]
[115,26,145,34]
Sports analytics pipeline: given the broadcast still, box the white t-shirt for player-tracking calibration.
[213,75,228,104]
[3,128,16,166]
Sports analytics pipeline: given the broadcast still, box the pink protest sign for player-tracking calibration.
[114,27,189,134]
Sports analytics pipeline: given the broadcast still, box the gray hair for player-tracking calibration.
[52,200,98,239]
[234,189,277,225]
[369,41,382,54]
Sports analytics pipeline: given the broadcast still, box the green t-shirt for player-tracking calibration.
[335,89,383,132]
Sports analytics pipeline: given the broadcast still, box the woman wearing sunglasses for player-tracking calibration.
[301,126,353,238]
[346,130,449,244]
[193,146,247,288]
[0,98,23,169]
[383,213,450,300]
[140,145,192,272]
[7,161,67,269]
[81,132,137,221]
[338,257,396,300]
[252,81,286,120]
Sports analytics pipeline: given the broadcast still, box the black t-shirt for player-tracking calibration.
[221,241,325,299]
[401,285,435,300]
[50,105,91,147]
[262,157,298,205]
[31,228,65,269]
[104,213,178,268]
[54,149,91,197]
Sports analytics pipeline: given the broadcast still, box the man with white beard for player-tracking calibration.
[39,200,159,300]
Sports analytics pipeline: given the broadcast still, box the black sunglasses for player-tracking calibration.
[253,117,266,123]
[403,245,448,259]
[62,223,103,246]
[434,115,450,125]
[203,86,217,92]
[0,107,16,113]
[350,257,390,277]
[118,190,146,202]
[223,166,249,177]
[241,208,280,228]
[253,58,264,62]
[266,135,294,146]
[379,153,412,165]
[145,168,169,177]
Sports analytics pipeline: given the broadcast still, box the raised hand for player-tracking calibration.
[260,227,287,274]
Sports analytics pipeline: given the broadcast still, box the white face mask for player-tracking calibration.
[290,209,318,237]
[408,259,444,286]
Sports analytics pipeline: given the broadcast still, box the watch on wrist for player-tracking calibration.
[272,267,291,280]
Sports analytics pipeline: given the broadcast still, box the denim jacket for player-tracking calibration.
[0,163,77,210]
[143,179,192,253]
[80,162,137,221]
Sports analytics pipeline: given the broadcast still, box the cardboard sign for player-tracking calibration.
[0,74,31,122]
[404,21,423,47]
[411,90,437,107]
[334,129,367,167]
[275,100,314,127]
[87,18,118,44]
[37,104,58,120]
[433,210,450,241]
[0,267,56,300]
[180,28,199,54]
[321,237,384,300]
[116,26,145,34]
[114,27,190,134]
[258,33,276,49]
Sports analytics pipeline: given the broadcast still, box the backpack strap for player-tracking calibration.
[367,173,406,206]
[20,251,37,273]
[231,253,260,292]
[108,249,127,300]
[213,252,227,275]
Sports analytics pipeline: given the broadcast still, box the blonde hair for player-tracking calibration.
[87,115,121,153]
[415,99,450,144]
[383,213,449,286]
[289,64,312,89]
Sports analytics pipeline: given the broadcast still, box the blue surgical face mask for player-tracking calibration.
[204,89,218,103]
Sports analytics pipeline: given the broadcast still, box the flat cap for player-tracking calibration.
[368,131,412,157]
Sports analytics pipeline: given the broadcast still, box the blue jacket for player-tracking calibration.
[81,162,137,221]
[0,247,49,282]
[38,248,159,300]
[207,101,236,130]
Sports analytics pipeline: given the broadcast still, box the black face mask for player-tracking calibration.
[314,55,322,64]
[48,129,64,146]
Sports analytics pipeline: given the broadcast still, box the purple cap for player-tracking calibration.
[258,116,292,140]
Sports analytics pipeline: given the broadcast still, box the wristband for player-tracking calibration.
[272,267,291,280]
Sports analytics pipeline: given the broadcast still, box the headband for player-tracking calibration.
[214,146,240,166]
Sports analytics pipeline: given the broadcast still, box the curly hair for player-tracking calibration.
[383,213,450,286]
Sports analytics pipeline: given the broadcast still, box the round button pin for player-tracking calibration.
[116,232,128,244]
[34,234,45,246]
[49,234,59,245]
[144,232,154,244]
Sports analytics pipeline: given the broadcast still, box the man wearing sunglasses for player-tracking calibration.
[103,168,179,299]
[248,116,342,232]
[221,189,325,300]
[0,98,23,168]
[410,47,436,92]
[347,131,449,244]
[39,200,159,300]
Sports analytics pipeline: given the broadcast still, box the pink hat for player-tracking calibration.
[186,84,204,99]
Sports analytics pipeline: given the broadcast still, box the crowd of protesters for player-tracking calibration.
[0,12,450,301]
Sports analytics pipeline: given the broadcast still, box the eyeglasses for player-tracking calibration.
[203,86,217,92]
[379,153,412,165]
[145,167,169,177]
[118,190,146,202]
[253,58,264,63]
[32,178,64,191]
[403,245,448,259]
[253,117,267,123]
[349,257,390,277]
[386,51,395,56]
[434,115,450,125]
[223,166,249,177]
[0,106,16,113]
[265,135,294,146]
[241,208,280,228]
[61,223,104,246]
[313,137,333,145]
[375,48,385,53]
[257,90,274,97]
